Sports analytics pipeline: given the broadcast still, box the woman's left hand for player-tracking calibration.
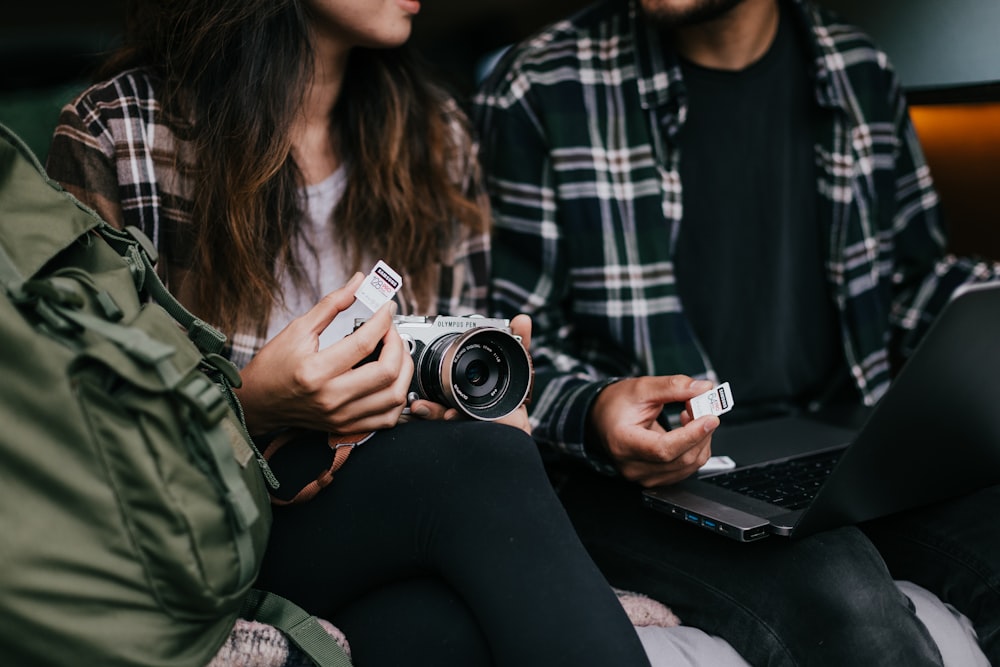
[404,314,533,435]
[235,273,412,436]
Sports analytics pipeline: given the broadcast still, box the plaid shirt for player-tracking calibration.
[47,68,491,368]
[474,0,1000,473]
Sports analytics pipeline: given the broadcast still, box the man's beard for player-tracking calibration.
[639,0,748,28]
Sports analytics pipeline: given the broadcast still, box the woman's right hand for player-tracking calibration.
[235,273,414,437]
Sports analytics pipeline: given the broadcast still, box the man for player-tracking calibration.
[474,0,1000,664]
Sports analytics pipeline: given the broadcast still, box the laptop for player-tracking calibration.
[642,281,1000,542]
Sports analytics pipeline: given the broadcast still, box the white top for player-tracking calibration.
[266,167,356,342]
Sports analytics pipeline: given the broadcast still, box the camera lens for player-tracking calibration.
[415,327,532,421]
[453,343,503,402]
[465,359,489,386]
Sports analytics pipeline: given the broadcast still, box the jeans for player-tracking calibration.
[557,470,1000,666]
[862,484,1000,661]
[256,421,651,667]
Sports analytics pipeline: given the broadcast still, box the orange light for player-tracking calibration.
[909,102,1000,260]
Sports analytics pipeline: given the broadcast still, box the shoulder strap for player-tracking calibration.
[242,589,353,667]
[96,223,279,490]
[0,236,26,298]
[97,223,230,356]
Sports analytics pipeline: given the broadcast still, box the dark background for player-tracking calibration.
[0,0,593,160]
[2,0,998,259]
[0,0,592,97]
[5,0,998,94]
[3,0,997,146]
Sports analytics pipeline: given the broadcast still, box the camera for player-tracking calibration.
[354,315,533,421]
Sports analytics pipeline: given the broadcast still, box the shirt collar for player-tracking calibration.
[631,0,845,138]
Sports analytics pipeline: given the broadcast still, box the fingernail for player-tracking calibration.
[691,379,713,391]
[411,405,429,417]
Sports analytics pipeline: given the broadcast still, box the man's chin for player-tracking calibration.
[639,0,747,28]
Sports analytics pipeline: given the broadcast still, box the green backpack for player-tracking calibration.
[0,124,350,666]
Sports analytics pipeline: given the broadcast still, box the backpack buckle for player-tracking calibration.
[203,352,243,388]
[23,278,85,308]
[178,373,229,426]
[124,225,159,265]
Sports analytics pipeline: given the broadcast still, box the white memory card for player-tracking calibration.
[354,260,403,313]
[689,381,734,419]
[318,260,403,350]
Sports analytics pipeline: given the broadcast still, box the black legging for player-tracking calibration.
[256,420,650,667]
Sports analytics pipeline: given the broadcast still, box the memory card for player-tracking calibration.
[354,260,402,313]
[689,381,733,419]
[318,259,403,349]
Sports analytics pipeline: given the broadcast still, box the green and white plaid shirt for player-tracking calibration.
[474,0,999,473]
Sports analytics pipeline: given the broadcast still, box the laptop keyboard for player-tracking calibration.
[702,449,844,510]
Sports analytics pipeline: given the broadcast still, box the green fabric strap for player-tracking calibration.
[242,589,353,667]
[97,224,227,356]
[55,305,176,365]
[137,247,227,355]
[0,238,26,298]
[185,421,260,587]
[50,302,262,587]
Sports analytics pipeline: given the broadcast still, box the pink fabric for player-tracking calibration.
[211,590,677,665]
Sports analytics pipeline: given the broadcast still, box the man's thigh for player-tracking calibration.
[863,483,1000,663]
[556,470,942,667]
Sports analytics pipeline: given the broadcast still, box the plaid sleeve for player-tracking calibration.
[436,217,491,316]
[475,57,620,475]
[47,71,190,269]
[47,94,125,229]
[434,102,492,316]
[885,74,1000,364]
[807,8,1000,401]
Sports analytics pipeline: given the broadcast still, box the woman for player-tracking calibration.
[46,1,652,666]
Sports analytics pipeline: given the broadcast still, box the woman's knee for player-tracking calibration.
[397,420,542,477]
[332,577,492,667]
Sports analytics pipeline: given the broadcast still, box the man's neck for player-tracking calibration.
[672,0,780,71]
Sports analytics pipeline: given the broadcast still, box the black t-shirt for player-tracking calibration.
[672,5,847,418]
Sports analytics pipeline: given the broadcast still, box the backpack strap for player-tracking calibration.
[94,222,282,491]
[0,235,27,298]
[0,220,267,587]
[241,589,353,667]
[22,286,265,588]
[97,223,229,356]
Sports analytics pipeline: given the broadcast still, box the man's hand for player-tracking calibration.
[588,376,719,487]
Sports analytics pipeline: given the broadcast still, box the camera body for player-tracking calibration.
[355,314,533,421]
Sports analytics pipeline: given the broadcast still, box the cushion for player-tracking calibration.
[211,582,987,666]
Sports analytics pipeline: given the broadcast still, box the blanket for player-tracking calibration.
[209,589,680,666]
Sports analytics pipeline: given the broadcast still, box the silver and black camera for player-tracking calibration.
[355,315,533,421]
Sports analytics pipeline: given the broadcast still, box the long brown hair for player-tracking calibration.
[102,0,486,336]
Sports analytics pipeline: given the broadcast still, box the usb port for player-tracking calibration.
[685,512,700,523]
[702,518,717,529]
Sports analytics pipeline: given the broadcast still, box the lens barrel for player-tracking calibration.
[414,327,532,420]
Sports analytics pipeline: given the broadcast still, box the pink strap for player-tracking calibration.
[262,430,373,505]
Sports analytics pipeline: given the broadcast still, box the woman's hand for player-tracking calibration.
[236,273,413,437]
[407,313,534,435]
